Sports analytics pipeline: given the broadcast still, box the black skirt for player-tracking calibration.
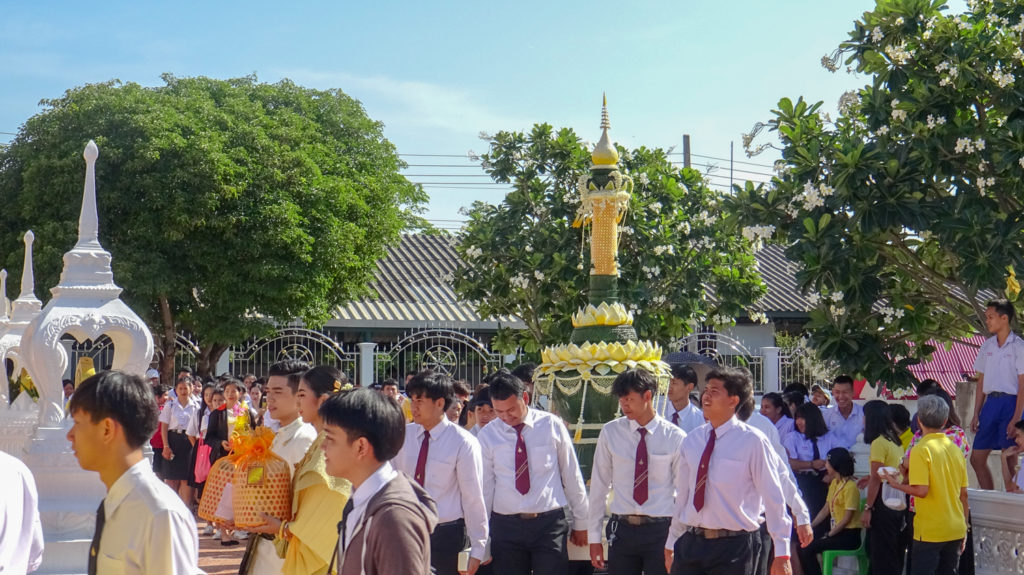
[163,430,194,480]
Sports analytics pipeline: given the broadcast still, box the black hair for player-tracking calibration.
[473,385,493,409]
[222,378,244,392]
[794,402,829,439]
[197,382,217,422]
[452,380,471,398]
[705,366,753,413]
[890,403,911,432]
[826,447,855,477]
[406,370,455,410]
[63,379,74,388]
[152,384,169,398]
[211,385,226,397]
[863,399,901,446]
[988,298,1016,323]
[320,388,405,462]
[915,378,941,396]
[737,395,756,421]
[487,370,527,401]
[511,363,536,384]
[669,364,698,386]
[783,382,810,397]
[611,368,659,397]
[177,366,194,375]
[762,392,792,418]
[302,365,345,397]
[783,390,806,408]
[268,360,310,378]
[920,386,962,428]
[68,371,159,450]
[381,378,399,390]
[832,375,854,388]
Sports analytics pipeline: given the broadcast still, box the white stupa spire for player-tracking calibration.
[11,230,41,321]
[0,269,8,321]
[78,141,102,250]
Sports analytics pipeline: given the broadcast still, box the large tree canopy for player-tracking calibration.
[0,74,427,376]
[726,0,1024,388]
[455,123,767,354]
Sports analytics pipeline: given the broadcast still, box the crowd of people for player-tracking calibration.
[7,299,1024,574]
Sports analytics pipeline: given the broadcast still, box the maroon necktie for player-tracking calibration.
[671,412,679,426]
[693,428,716,512]
[514,423,530,495]
[634,428,649,505]
[414,429,430,486]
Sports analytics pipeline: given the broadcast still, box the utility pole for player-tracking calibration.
[682,134,691,169]
[730,141,734,189]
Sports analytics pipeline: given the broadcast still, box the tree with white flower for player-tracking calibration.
[455,123,766,353]
[728,0,1024,389]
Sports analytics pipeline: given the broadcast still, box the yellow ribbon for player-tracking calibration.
[1007,266,1021,302]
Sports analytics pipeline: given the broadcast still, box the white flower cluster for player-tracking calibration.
[871,26,883,43]
[773,160,790,176]
[807,292,821,306]
[677,221,691,235]
[524,245,533,253]
[562,192,577,204]
[533,270,545,281]
[890,99,907,122]
[838,91,860,115]
[648,201,663,213]
[638,173,650,186]
[510,273,530,289]
[884,43,913,66]
[1018,157,1024,169]
[619,225,634,235]
[925,114,947,129]
[977,176,996,195]
[749,311,769,325]
[954,137,985,154]
[830,291,844,303]
[652,294,668,306]
[993,65,1015,88]
[712,313,734,326]
[642,265,662,278]
[695,210,716,226]
[465,246,484,258]
[829,305,847,317]
[796,181,834,211]
[878,305,906,325]
[742,224,776,246]
[875,125,890,137]
[935,61,959,87]
[653,244,676,256]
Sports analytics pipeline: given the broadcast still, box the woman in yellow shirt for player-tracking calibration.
[254,366,351,575]
[798,447,862,575]
[862,400,907,575]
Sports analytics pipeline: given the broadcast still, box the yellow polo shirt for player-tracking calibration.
[909,433,968,542]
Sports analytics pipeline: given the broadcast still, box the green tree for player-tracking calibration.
[0,74,427,379]
[454,123,767,354]
[726,0,1024,388]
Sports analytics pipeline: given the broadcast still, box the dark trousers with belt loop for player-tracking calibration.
[490,509,568,575]
[606,515,671,575]
[431,518,467,575]
[670,529,758,575]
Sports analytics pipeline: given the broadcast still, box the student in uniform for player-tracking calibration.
[395,370,489,575]
[664,364,704,433]
[68,370,198,575]
[664,367,792,575]
[159,377,199,506]
[797,448,862,575]
[478,370,589,575]
[760,392,795,445]
[785,402,840,529]
[861,400,907,575]
[588,368,685,575]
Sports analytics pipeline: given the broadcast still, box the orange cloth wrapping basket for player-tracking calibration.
[232,427,292,529]
[198,455,239,524]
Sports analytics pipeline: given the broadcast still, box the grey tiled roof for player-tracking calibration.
[748,244,814,315]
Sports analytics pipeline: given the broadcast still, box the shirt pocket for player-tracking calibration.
[427,451,458,487]
[530,445,558,473]
[649,453,673,483]
[709,457,747,485]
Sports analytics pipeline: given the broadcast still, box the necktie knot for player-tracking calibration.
[638,427,648,438]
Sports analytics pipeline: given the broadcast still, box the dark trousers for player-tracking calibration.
[752,523,771,575]
[797,528,861,575]
[431,519,467,575]
[910,539,962,575]
[868,501,907,575]
[670,530,757,575]
[796,473,828,537]
[606,518,671,575]
[490,511,568,575]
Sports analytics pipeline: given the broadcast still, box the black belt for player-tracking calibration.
[687,526,754,539]
[494,509,562,520]
[437,518,466,528]
[259,533,275,541]
[988,392,1016,398]
[610,514,672,526]
[169,429,187,434]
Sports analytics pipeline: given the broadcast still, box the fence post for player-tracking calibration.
[761,346,781,393]
[357,342,376,388]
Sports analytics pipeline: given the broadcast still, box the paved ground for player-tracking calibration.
[197,520,245,575]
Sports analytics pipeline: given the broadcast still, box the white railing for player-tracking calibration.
[970,489,1024,574]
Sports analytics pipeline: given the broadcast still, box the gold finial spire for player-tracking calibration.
[592,93,618,166]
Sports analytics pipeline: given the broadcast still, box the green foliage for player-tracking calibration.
[455,123,767,354]
[726,0,1024,388]
[0,74,427,361]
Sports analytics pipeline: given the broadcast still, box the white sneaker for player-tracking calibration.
[234,531,249,540]
[212,529,221,539]
[203,524,214,536]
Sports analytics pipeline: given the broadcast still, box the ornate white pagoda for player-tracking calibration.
[0,231,43,404]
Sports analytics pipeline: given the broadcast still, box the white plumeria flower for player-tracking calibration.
[830,291,844,303]
[524,245,533,253]
[876,126,890,136]
[871,26,883,42]
[649,201,663,213]
[533,270,545,281]
[638,173,650,186]
[830,305,847,317]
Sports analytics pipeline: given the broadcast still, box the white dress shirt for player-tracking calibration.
[95,459,199,574]
[746,412,810,526]
[0,451,43,573]
[344,461,399,549]
[478,407,589,529]
[664,401,705,433]
[250,417,318,575]
[262,411,281,432]
[159,398,199,432]
[974,332,1024,395]
[773,415,796,445]
[666,417,792,552]
[824,403,864,449]
[783,431,842,465]
[394,417,489,560]
[186,409,211,439]
[588,416,685,543]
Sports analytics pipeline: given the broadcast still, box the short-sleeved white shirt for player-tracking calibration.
[973,333,1024,395]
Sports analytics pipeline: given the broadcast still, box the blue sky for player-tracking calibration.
[0,0,967,228]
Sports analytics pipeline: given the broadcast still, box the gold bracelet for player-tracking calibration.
[278,520,287,540]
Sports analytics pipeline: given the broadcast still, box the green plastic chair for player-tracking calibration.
[821,498,870,575]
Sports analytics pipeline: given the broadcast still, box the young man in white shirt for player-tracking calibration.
[242,360,318,575]
[395,370,489,575]
[589,368,685,575]
[664,364,704,433]
[321,388,438,575]
[824,376,863,449]
[478,371,589,575]
[67,370,198,575]
[0,450,44,573]
[664,367,792,575]
[971,298,1024,489]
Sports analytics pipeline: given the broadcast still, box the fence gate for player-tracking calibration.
[229,327,359,381]
[374,328,510,388]
[670,332,764,392]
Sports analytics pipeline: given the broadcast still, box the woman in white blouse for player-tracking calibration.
[159,378,199,506]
